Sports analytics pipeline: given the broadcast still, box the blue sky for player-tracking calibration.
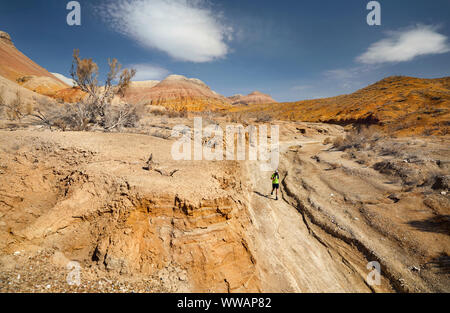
[1,0,449,101]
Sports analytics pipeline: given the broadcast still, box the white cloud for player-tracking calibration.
[357,25,450,64]
[101,0,232,62]
[128,64,169,81]
[51,73,76,86]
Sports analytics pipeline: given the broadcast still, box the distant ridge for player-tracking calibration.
[0,30,68,96]
[232,76,450,136]
[228,91,277,106]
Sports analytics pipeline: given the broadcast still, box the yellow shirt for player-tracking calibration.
[271,173,279,184]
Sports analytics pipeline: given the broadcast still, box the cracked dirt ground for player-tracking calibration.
[0,120,448,292]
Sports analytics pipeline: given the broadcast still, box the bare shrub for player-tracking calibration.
[150,107,187,118]
[0,88,65,129]
[255,113,272,123]
[373,159,444,188]
[69,49,138,130]
[332,126,382,151]
[201,110,218,125]
[229,113,243,123]
[0,89,32,120]
[29,97,59,129]
[166,111,179,118]
[150,108,167,116]
[167,108,187,118]
[378,141,408,157]
[0,86,5,116]
[330,135,346,151]
[104,102,144,131]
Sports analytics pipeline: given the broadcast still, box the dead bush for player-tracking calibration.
[104,102,144,131]
[332,126,382,151]
[0,89,32,120]
[150,108,167,116]
[69,49,138,130]
[378,141,408,157]
[330,135,346,151]
[373,160,444,188]
[167,108,187,118]
[0,86,5,116]
[201,110,218,125]
[29,98,62,129]
[229,113,243,123]
[150,107,187,118]
[255,113,272,123]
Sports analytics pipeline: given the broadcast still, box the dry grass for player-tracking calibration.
[332,126,449,190]
[150,107,187,118]
[254,113,272,123]
[0,88,33,121]
[331,126,382,151]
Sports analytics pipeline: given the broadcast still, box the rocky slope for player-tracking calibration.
[232,76,450,136]
[0,31,68,96]
[0,128,259,292]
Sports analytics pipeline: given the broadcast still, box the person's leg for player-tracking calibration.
[271,184,274,195]
[275,186,278,199]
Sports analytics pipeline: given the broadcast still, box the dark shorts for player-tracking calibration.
[272,183,279,189]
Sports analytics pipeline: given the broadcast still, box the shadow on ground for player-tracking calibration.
[407,215,450,235]
[254,191,274,200]
[427,253,450,274]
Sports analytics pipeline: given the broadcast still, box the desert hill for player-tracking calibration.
[124,75,232,111]
[0,30,279,111]
[1,30,448,137]
[228,91,277,106]
[232,76,450,136]
[0,75,56,108]
[0,31,68,96]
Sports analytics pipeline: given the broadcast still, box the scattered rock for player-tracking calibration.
[409,266,420,272]
[388,194,400,203]
[432,175,449,191]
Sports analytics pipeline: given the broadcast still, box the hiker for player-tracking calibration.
[270,170,280,200]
